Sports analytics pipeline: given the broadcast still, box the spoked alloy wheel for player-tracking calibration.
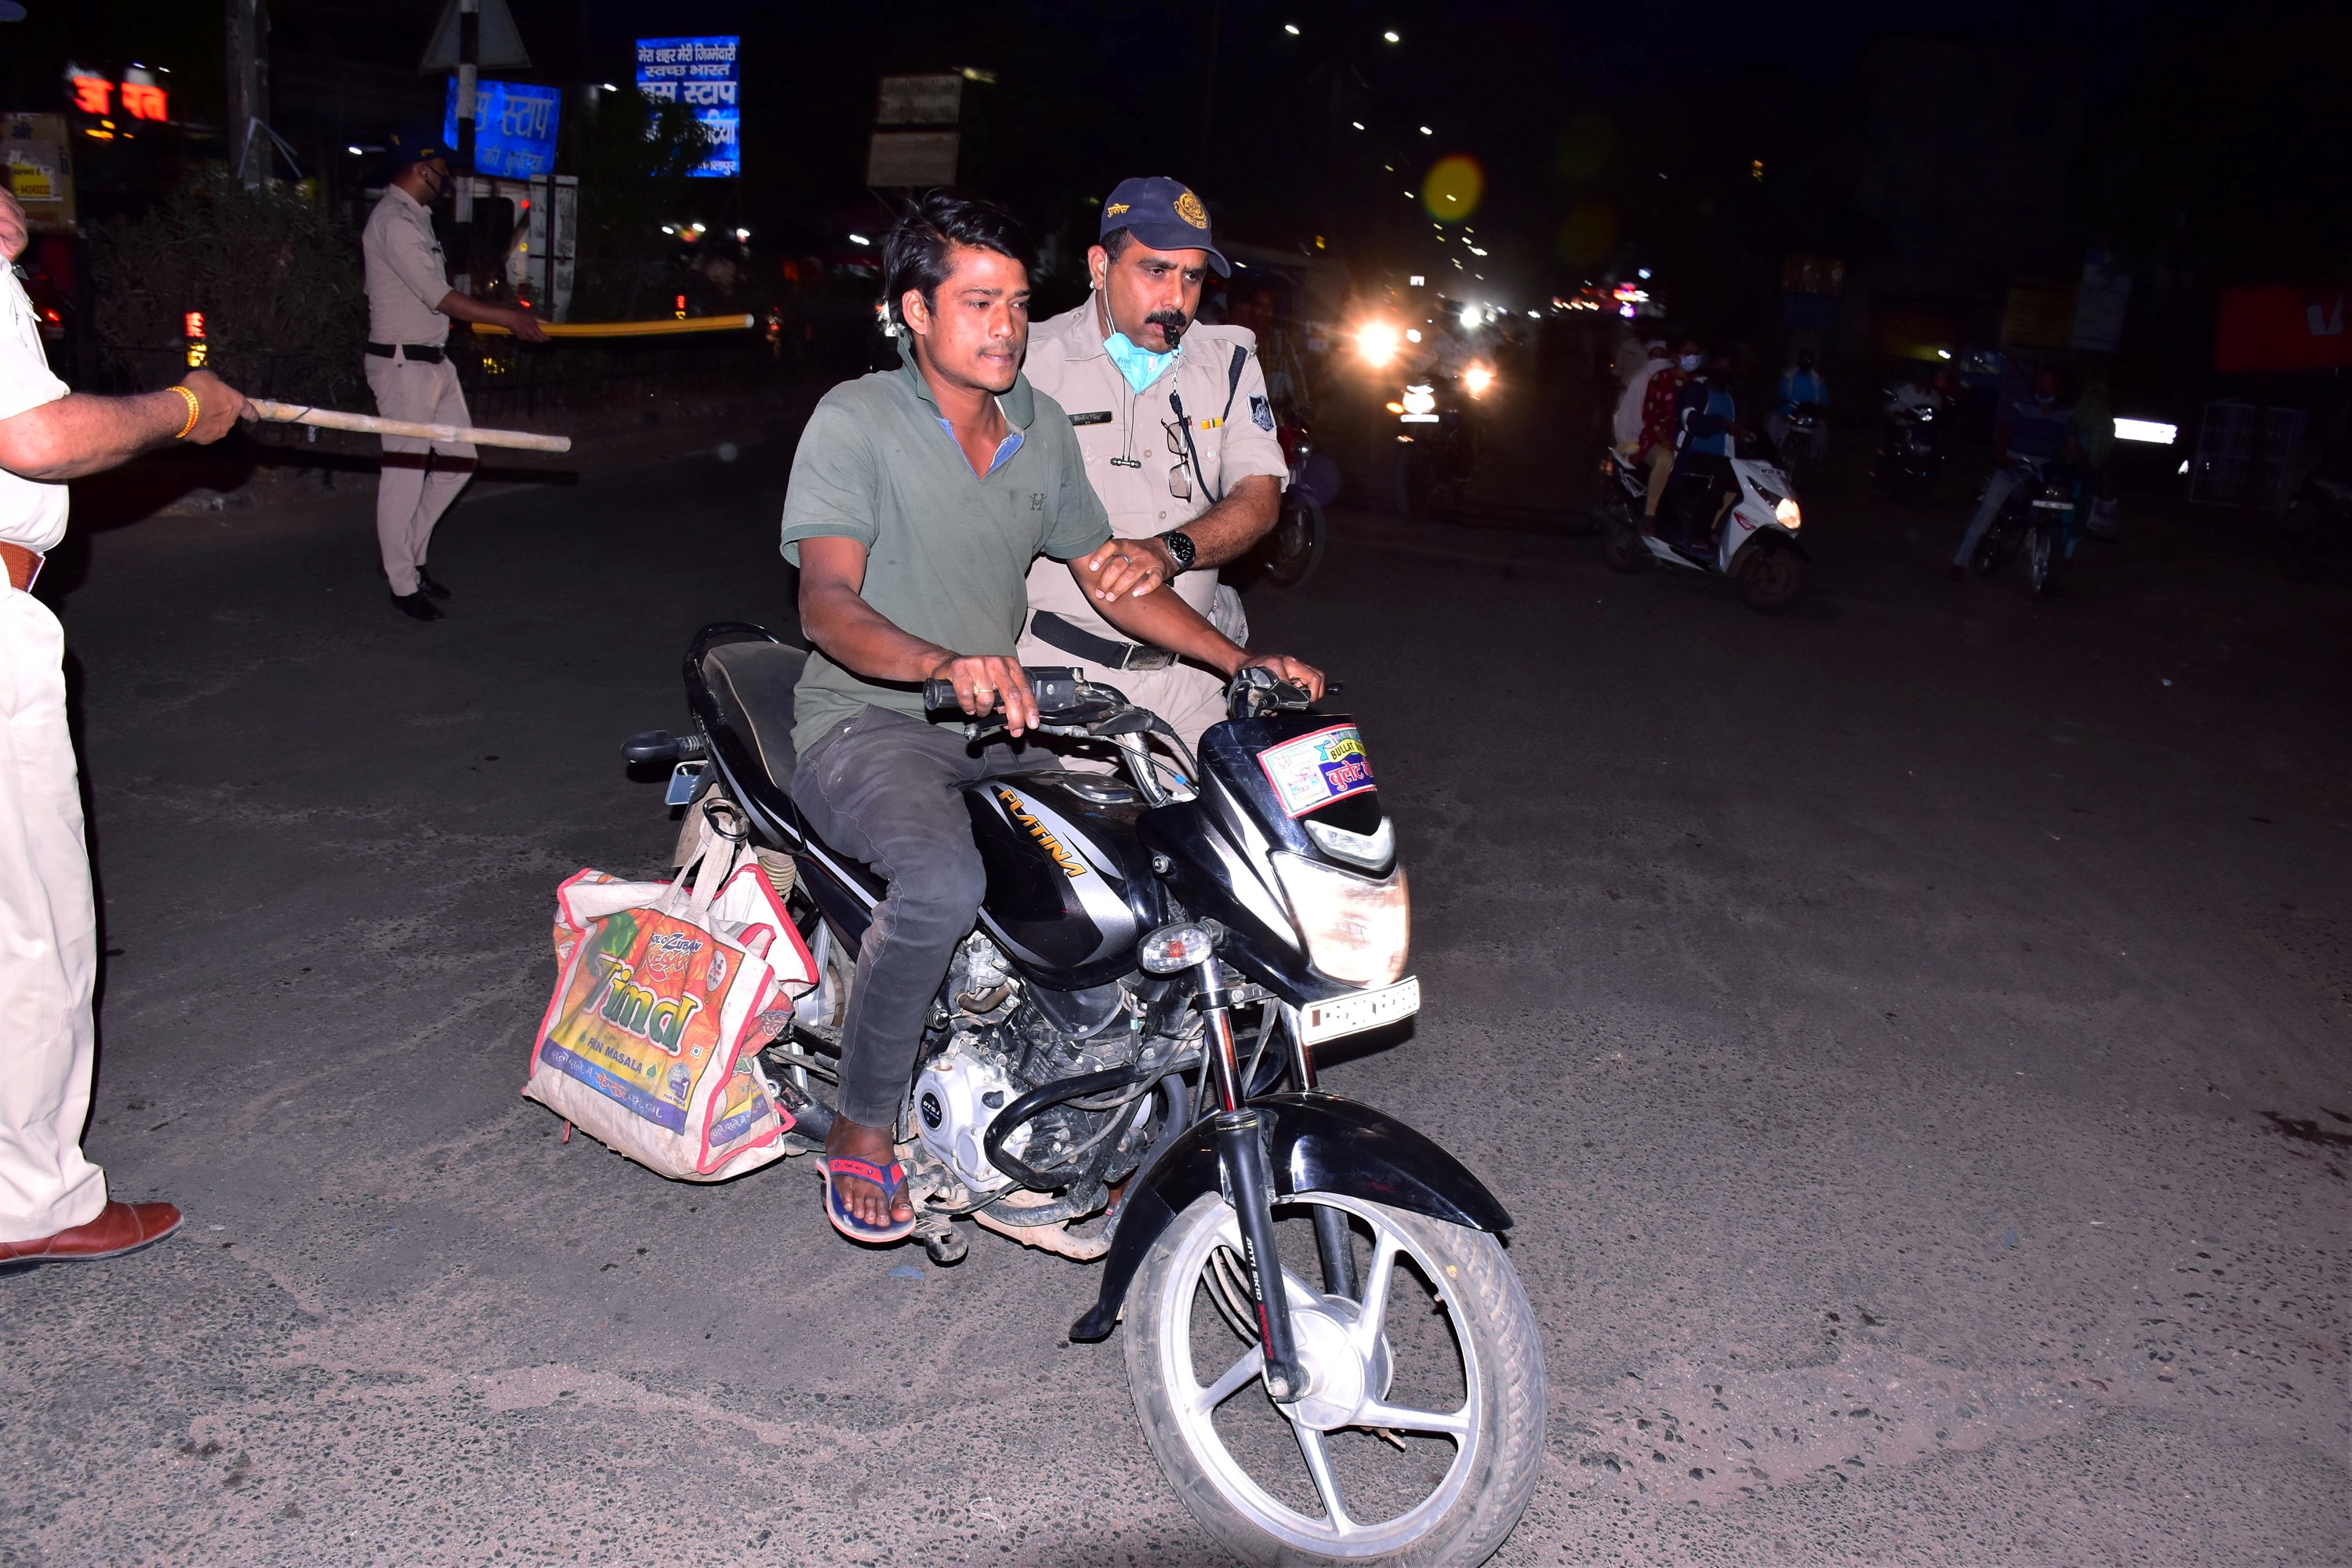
[1263,496,1327,590]
[1127,1192,1544,1567]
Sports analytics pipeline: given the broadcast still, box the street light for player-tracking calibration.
[1383,30,1400,43]
[1418,125,1432,136]
[1283,22,1300,34]
[1352,121,1365,130]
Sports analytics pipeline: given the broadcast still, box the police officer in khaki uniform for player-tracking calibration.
[1019,177,1312,753]
[361,125,545,621]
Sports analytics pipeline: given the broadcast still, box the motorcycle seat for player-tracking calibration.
[703,640,808,792]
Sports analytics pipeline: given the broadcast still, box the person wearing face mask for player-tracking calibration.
[360,124,546,622]
[1949,368,2077,580]
[1016,176,1315,760]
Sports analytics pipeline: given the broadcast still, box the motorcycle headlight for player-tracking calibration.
[1401,385,1437,416]
[1774,497,1801,528]
[1269,853,1410,987]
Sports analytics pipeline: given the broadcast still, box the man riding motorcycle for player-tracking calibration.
[1662,349,1748,554]
[1015,176,1301,758]
[778,192,1322,1242]
[1949,368,2077,581]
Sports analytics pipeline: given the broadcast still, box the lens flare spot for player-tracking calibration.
[1421,155,1485,223]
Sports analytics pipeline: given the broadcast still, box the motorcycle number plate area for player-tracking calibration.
[1299,977,1421,1045]
[664,760,707,807]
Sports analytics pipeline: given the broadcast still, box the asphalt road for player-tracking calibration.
[4,396,2347,1566]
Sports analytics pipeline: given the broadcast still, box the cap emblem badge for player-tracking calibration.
[1105,201,1131,217]
[1174,191,1209,228]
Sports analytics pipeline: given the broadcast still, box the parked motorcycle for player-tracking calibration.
[1968,458,2078,600]
[1392,368,1486,520]
[1596,442,1810,612]
[2279,474,2352,583]
[623,635,1545,1566]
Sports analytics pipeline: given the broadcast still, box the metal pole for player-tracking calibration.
[452,0,478,296]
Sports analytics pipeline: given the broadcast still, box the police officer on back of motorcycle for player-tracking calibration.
[1018,176,1308,756]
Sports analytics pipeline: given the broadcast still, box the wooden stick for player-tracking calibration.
[247,399,572,453]
[468,314,757,339]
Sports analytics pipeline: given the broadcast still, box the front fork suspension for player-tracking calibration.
[1196,956,1305,1403]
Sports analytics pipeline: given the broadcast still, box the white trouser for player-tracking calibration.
[365,354,478,596]
[0,590,105,1242]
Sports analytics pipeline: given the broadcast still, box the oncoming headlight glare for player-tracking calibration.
[1401,385,1437,415]
[1269,854,1410,987]
[1462,364,1495,397]
[1354,321,1401,367]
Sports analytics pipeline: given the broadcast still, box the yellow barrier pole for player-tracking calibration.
[468,314,757,339]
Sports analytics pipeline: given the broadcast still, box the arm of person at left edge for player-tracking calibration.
[1086,579,1324,700]
[0,370,251,481]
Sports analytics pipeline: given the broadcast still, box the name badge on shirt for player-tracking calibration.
[1068,411,1112,426]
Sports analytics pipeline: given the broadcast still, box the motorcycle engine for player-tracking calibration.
[913,935,1183,1203]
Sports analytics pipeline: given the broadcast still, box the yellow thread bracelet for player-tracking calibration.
[167,385,201,441]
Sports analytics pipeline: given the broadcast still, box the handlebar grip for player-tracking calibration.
[922,678,960,711]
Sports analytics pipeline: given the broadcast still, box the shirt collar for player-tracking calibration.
[894,334,1036,430]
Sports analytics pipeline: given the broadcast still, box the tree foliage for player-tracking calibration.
[89,172,365,405]
[568,91,717,320]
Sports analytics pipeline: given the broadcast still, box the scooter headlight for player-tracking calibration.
[1269,853,1410,987]
[1774,496,1802,528]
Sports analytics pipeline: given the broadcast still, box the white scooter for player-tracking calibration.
[1597,442,1810,612]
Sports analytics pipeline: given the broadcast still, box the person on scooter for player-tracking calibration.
[1664,349,1748,553]
[1949,368,2076,580]
[779,192,1323,1243]
[1767,348,1829,465]
[1638,337,1702,530]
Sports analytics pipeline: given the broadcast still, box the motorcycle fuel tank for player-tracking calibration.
[963,772,1163,989]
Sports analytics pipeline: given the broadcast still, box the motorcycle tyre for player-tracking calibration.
[1126,1192,1546,1568]
[1736,542,1807,612]
[1262,496,1327,591]
[2027,522,2056,600]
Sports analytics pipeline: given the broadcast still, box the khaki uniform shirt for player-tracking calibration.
[1021,298,1287,634]
[361,185,453,347]
[0,270,71,554]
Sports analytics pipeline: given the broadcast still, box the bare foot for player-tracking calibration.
[825,1114,913,1232]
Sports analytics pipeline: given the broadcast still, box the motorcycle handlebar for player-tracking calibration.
[921,666,1083,715]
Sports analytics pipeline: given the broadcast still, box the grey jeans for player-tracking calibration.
[790,706,1030,1127]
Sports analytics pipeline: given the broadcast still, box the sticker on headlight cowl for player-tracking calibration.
[1257,724,1377,818]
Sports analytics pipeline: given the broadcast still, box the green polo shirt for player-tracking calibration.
[779,340,1111,753]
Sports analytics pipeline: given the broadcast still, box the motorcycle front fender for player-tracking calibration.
[1067,1091,1512,1342]
[1730,526,1812,567]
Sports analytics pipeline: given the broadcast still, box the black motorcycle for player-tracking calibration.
[1874,398,1943,501]
[624,627,1544,1567]
[1969,458,2078,600]
[1392,374,1481,520]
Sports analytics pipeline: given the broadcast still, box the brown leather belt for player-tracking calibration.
[1,542,43,593]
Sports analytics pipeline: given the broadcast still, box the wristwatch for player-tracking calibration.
[1157,529,1197,572]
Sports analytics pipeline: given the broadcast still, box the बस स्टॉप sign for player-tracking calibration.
[635,35,739,179]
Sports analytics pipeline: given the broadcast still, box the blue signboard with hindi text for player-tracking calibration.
[635,35,740,179]
[441,78,561,179]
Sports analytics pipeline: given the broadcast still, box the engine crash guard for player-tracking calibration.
[1066,1091,1512,1342]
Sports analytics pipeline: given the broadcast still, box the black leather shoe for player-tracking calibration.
[415,567,452,601]
[390,590,444,622]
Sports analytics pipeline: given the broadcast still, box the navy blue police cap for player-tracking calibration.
[1099,176,1231,278]
[387,124,451,170]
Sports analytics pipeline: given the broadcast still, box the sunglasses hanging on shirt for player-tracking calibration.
[1160,419,1194,501]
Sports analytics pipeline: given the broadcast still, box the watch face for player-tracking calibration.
[1164,532,1195,568]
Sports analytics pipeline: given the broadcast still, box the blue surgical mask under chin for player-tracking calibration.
[1104,332,1181,394]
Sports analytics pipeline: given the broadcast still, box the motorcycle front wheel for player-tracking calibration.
[1735,542,1808,612]
[2027,521,2056,599]
[1127,1192,1544,1568]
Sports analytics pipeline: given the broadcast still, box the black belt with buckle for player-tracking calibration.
[1028,611,1177,670]
[366,341,446,364]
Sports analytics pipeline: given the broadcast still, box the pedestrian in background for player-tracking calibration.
[361,124,546,622]
[0,190,251,1267]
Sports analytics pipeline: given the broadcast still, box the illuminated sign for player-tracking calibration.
[442,78,561,179]
[635,36,739,179]
[65,69,168,122]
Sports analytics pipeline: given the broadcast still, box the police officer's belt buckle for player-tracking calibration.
[1029,611,1177,671]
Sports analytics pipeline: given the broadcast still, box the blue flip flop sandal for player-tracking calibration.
[823,1154,916,1245]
